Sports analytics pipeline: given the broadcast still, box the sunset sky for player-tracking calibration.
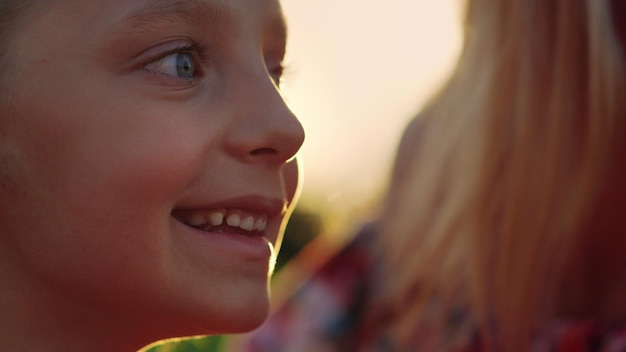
[280,0,463,226]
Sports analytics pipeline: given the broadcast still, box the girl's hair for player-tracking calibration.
[0,1,37,82]
[372,0,625,350]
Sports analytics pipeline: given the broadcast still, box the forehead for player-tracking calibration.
[119,0,284,27]
[29,0,286,39]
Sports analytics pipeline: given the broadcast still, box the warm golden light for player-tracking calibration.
[281,0,463,229]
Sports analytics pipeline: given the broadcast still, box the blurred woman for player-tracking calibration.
[244,0,626,351]
[369,0,626,350]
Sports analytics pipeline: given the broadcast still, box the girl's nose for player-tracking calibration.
[223,75,305,165]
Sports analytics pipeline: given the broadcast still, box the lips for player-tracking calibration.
[173,208,268,236]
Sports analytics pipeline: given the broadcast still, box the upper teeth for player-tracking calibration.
[180,209,268,232]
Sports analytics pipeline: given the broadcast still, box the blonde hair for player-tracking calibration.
[373,0,626,350]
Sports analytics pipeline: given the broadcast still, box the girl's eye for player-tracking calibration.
[144,52,197,79]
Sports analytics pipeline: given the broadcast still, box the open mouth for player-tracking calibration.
[172,209,268,237]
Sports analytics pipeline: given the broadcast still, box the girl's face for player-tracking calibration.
[0,0,303,344]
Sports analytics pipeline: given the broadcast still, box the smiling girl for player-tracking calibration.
[0,0,304,350]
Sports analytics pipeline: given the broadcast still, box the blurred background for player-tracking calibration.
[147,0,463,350]
[285,0,462,237]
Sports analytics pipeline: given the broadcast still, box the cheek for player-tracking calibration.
[0,83,211,300]
[96,128,206,202]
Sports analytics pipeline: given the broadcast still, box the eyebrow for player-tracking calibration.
[121,0,234,34]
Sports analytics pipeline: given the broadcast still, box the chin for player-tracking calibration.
[179,286,271,335]
[217,295,271,333]
[147,302,270,343]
